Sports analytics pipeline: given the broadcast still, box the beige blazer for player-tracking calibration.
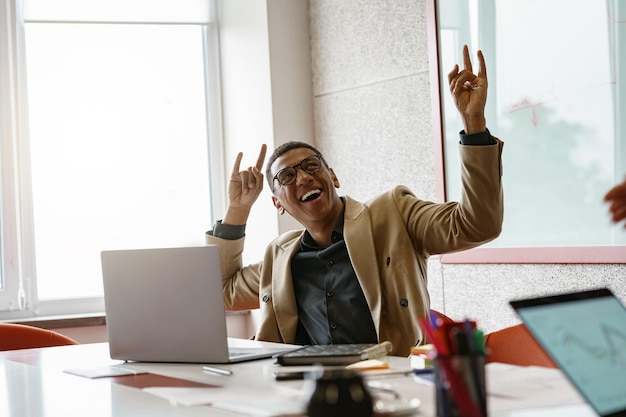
[206,139,503,356]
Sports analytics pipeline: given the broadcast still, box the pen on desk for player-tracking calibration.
[412,367,434,375]
[202,365,233,376]
[360,368,431,379]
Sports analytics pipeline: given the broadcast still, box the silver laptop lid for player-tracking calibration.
[101,246,230,363]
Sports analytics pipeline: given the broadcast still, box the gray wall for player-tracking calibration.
[308,0,626,332]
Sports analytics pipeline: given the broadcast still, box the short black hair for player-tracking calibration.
[265,141,329,192]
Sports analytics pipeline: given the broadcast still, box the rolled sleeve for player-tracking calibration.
[209,220,246,240]
[459,128,496,146]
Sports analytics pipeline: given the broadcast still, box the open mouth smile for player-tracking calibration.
[301,189,322,202]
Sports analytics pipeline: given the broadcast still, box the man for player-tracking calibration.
[206,45,503,356]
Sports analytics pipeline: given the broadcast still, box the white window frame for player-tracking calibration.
[0,0,225,320]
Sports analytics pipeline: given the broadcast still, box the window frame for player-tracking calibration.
[426,0,626,264]
[0,0,225,320]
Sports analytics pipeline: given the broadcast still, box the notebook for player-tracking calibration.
[101,246,293,364]
[510,288,626,417]
[273,341,393,366]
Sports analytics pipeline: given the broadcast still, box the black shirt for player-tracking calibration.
[290,201,377,345]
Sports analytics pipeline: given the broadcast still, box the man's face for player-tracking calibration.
[270,148,341,225]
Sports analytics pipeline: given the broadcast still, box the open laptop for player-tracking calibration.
[101,246,293,364]
[510,288,626,417]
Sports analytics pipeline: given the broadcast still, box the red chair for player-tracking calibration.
[485,323,557,368]
[0,323,79,351]
[430,309,455,327]
[421,309,456,345]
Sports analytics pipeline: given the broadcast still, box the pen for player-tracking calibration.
[362,369,429,378]
[464,320,487,416]
[202,365,233,376]
[412,367,434,375]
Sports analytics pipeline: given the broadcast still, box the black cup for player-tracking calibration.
[307,369,374,417]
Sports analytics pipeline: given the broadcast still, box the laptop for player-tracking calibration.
[510,288,626,417]
[101,245,293,364]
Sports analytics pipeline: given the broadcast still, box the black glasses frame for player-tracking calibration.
[272,154,323,186]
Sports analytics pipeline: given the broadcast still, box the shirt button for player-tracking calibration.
[262,295,270,303]
[400,298,408,307]
[326,291,333,298]
[330,323,337,330]
[327,260,334,267]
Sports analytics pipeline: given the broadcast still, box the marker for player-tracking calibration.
[202,365,233,376]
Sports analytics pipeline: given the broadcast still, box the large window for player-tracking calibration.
[0,0,224,319]
[427,0,626,263]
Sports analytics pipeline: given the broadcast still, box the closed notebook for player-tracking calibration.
[274,341,393,366]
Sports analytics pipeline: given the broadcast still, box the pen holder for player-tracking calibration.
[434,353,487,417]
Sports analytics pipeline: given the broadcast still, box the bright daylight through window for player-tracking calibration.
[0,0,222,319]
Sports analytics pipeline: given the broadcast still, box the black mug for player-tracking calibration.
[307,369,374,417]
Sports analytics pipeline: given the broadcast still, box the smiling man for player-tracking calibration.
[205,46,504,356]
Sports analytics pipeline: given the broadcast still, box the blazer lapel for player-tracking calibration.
[272,235,302,343]
[342,196,382,337]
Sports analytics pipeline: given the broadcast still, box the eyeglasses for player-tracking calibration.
[273,154,323,186]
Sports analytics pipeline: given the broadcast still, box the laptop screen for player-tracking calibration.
[510,288,626,417]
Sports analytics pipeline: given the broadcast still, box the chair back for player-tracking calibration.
[0,323,79,351]
[429,309,455,327]
[485,323,557,368]
[422,309,456,345]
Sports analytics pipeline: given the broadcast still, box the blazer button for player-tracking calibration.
[262,295,270,303]
[399,298,408,307]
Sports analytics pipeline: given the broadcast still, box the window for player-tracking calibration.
[427,0,626,263]
[0,0,224,319]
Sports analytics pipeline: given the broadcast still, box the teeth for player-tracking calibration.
[301,189,321,201]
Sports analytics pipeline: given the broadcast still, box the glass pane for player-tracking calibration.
[25,23,212,299]
[437,0,620,247]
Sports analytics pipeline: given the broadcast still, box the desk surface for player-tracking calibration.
[0,339,597,417]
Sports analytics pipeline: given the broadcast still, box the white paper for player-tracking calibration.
[144,384,308,416]
[486,363,586,413]
[64,364,148,379]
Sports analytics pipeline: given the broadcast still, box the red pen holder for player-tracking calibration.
[434,353,487,417]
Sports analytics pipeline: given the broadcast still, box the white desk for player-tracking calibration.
[0,339,597,417]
